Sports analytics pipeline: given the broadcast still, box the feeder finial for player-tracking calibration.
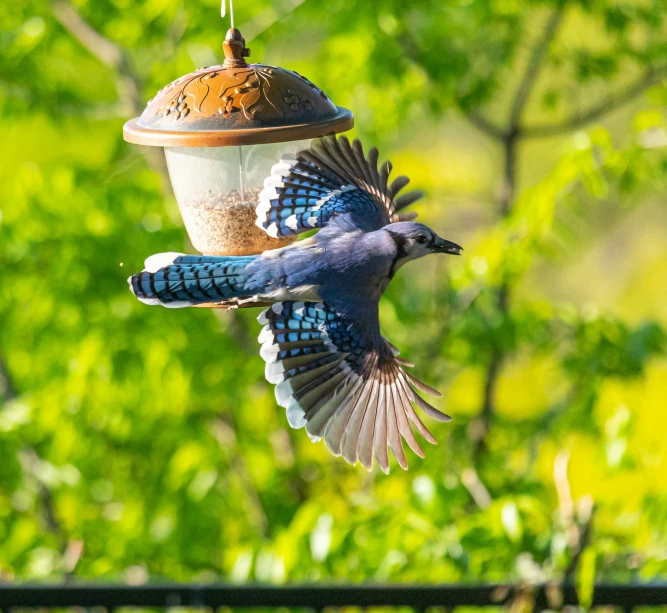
[223,28,251,68]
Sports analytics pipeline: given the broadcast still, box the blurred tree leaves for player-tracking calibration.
[0,0,666,593]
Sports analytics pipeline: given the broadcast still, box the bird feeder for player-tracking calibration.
[123,27,353,255]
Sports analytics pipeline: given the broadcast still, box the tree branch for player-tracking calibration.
[470,9,666,466]
[471,7,565,463]
[522,65,667,138]
[465,111,507,141]
[472,348,503,461]
[554,452,596,581]
[471,145,513,462]
[211,416,269,537]
[1,350,78,577]
[564,497,595,581]
[0,354,17,401]
[52,1,123,69]
[509,3,566,130]
[239,0,308,42]
[52,1,140,113]
[466,4,565,140]
[461,467,492,509]
[51,1,173,194]
[393,26,506,141]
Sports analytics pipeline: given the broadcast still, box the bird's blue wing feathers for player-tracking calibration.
[256,136,423,237]
[258,300,450,473]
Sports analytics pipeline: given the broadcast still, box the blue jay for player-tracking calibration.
[129,136,462,473]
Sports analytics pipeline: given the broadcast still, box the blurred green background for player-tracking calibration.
[1,0,667,592]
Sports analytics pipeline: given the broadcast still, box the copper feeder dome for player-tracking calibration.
[123,28,354,255]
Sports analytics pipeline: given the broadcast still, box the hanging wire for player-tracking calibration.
[221,0,235,28]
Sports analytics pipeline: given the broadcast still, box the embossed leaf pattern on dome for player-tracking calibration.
[155,65,323,122]
[187,77,212,112]
[287,70,330,100]
[218,67,282,120]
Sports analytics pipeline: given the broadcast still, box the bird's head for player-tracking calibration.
[385,222,462,270]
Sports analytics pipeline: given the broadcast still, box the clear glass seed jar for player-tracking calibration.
[164,141,308,255]
[123,27,353,255]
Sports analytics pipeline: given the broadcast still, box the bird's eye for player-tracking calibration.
[415,235,428,244]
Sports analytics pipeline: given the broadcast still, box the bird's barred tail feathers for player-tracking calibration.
[129,252,258,307]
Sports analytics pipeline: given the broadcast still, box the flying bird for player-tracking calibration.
[129,136,462,473]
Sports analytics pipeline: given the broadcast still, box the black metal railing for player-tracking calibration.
[0,583,666,610]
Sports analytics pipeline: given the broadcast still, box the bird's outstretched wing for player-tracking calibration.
[258,300,450,473]
[256,136,423,238]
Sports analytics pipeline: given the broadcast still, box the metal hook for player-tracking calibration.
[221,0,235,29]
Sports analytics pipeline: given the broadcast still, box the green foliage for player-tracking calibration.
[1,0,667,593]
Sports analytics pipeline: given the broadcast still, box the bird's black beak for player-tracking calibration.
[432,236,463,255]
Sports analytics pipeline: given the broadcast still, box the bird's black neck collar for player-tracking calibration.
[388,233,409,278]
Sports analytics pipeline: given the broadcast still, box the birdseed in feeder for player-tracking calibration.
[180,188,294,255]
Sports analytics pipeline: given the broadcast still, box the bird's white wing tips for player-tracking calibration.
[257,301,450,473]
[143,252,185,273]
